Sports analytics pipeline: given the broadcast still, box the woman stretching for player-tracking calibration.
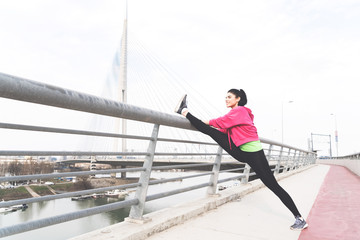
[174,89,308,230]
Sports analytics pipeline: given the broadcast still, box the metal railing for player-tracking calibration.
[0,72,316,238]
[334,152,360,160]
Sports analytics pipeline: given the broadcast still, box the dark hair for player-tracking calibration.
[228,89,247,106]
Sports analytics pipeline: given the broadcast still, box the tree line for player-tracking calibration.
[0,160,54,177]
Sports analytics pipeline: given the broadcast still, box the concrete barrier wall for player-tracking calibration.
[317,159,360,176]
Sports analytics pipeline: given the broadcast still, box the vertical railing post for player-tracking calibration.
[267,144,273,158]
[301,152,305,166]
[275,146,283,174]
[307,153,310,164]
[267,144,274,174]
[301,152,306,167]
[207,146,223,195]
[127,124,160,223]
[283,148,291,173]
[297,152,302,168]
[241,164,251,184]
[291,150,297,170]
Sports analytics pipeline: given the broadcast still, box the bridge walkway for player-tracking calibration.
[71,164,360,240]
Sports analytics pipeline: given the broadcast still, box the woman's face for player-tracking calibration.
[225,92,240,109]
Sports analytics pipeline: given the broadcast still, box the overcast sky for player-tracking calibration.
[0,0,359,156]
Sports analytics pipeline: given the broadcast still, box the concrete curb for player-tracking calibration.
[70,165,315,240]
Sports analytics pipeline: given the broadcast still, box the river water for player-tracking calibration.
[0,171,239,240]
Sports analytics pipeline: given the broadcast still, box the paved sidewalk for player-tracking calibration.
[147,165,330,240]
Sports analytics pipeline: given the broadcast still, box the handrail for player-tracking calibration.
[0,122,218,145]
[334,153,360,159]
[0,167,146,183]
[0,72,316,238]
[0,72,192,130]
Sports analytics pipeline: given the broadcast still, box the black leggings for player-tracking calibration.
[186,113,301,217]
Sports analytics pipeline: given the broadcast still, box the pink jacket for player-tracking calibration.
[209,106,259,147]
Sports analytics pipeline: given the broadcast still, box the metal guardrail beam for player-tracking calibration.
[0,167,146,183]
[145,182,210,202]
[0,198,139,238]
[0,183,140,209]
[0,150,149,156]
[0,122,218,145]
[0,122,154,140]
[0,72,194,130]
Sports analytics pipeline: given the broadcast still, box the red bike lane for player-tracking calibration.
[299,165,360,240]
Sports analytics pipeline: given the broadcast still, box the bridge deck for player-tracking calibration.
[71,164,360,240]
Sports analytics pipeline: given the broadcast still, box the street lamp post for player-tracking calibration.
[330,113,339,157]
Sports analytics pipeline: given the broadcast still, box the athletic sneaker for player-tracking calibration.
[174,94,187,114]
[290,216,308,230]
